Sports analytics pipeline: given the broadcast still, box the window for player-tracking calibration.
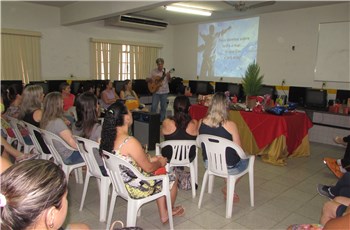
[1,29,42,83]
[90,38,162,81]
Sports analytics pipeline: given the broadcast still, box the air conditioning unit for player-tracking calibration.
[105,15,168,31]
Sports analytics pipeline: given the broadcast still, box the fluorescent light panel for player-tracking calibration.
[165,5,212,16]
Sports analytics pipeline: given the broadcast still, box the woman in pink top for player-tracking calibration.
[60,82,75,112]
[100,80,119,110]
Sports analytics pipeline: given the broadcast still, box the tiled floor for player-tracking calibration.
[64,142,345,229]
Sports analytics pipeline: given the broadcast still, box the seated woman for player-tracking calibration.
[0,159,90,230]
[100,80,119,110]
[161,95,198,162]
[3,83,33,146]
[73,92,106,175]
[60,82,76,124]
[99,101,185,224]
[198,92,248,202]
[18,84,51,157]
[120,80,144,111]
[40,92,84,165]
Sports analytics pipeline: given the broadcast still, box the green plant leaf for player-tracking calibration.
[241,62,264,96]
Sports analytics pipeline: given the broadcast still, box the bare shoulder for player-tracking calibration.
[33,109,43,122]
[187,119,199,136]
[161,118,176,135]
[222,120,237,131]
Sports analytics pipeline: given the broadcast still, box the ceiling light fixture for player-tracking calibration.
[165,5,212,16]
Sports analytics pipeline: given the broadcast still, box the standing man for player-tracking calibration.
[148,58,171,122]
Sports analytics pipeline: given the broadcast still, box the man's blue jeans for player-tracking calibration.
[151,93,168,122]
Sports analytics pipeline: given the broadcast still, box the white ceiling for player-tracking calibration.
[29,1,345,25]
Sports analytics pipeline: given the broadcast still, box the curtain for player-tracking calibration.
[1,29,41,83]
[90,38,161,80]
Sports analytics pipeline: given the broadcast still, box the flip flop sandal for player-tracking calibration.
[324,158,344,178]
[172,206,185,217]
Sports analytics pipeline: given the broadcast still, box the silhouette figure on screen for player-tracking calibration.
[199,25,231,77]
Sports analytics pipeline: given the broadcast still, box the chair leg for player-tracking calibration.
[249,168,254,207]
[74,168,83,184]
[194,156,198,185]
[165,191,174,230]
[106,190,117,230]
[127,201,138,227]
[79,173,91,211]
[198,171,208,209]
[190,164,196,198]
[226,178,235,218]
[208,174,214,194]
[99,179,110,222]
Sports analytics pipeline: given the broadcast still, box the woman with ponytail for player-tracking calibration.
[161,95,198,162]
[99,101,184,224]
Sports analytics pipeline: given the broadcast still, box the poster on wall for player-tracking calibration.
[197,17,260,78]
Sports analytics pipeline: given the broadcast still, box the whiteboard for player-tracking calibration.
[314,21,350,82]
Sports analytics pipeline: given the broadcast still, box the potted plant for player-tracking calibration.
[241,62,264,109]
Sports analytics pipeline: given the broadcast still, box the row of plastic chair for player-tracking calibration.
[20,118,255,228]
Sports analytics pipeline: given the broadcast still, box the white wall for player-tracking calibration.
[173,2,350,90]
[2,1,349,90]
[1,1,174,80]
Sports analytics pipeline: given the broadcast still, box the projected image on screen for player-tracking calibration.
[197,17,259,78]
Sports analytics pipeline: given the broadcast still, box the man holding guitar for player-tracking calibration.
[147,58,173,122]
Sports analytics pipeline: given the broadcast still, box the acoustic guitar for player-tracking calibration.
[148,68,175,93]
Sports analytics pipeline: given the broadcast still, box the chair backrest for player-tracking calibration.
[41,129,75,166]
[6,117,27,146]
[75,136,104,178]
[196,134,247,177]
[159,140,197,166]
[102,150,132,200]
[23,121,45,154]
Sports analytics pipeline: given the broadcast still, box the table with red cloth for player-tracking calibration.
[189,104,313,166]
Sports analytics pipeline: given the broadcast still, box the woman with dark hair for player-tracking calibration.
[0,159,90,230]
[100,80,119,110]
[3,83,23,119]
[73,92,106,175]
[120,79,143,111]
[99,101,184,224]
[161,95,198,162]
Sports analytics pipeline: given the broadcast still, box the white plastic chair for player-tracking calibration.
[41,129,85,184]
[103,150,174,230]
[75,136,111,222]
[196,134,255,218]
[6,117,35,153]
[156,139,198,198]
[23,121,52,161]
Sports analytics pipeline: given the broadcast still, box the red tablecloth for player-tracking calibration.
[239,111,313,154]
[189,104,313,165]
[189,104,208,121]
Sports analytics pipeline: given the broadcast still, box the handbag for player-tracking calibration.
[175,168,192,190]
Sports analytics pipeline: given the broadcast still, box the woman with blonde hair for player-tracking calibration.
[0,159,90,229]
[198,92,248,201]
[18,84,44,122]
[19,84,52,156]
[41,92,83,164]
